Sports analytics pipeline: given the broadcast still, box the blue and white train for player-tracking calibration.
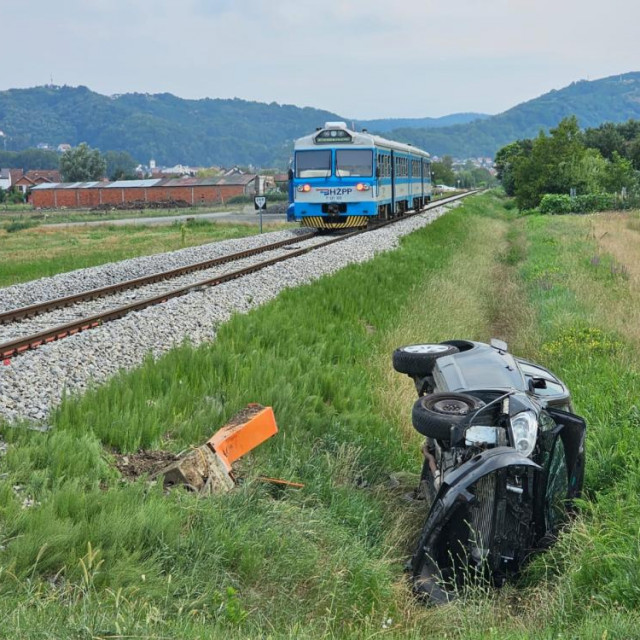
[288,122,432,229]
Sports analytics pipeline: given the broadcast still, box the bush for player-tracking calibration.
[538,192,618,214]
[227,193,289,205]
[226,195,252,204]
[539,194,574,214]
[4,219,36,233]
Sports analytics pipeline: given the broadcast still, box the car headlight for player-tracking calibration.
[510,411,538,458]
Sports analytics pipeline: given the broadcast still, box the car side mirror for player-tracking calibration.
[529,377,548,391]
[288,168,293,180]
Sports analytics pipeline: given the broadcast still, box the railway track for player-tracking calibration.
[0,192,475,361]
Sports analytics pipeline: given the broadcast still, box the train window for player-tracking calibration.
[295,150,331,178]
[336,150,373,177]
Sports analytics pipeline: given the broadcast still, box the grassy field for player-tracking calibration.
[0,202,247,224]
[1,192,639,638]
[0,218,289,287]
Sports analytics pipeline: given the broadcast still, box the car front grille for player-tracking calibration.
[469,473,497,563]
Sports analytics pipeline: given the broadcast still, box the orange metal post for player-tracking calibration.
[207,405,278,472]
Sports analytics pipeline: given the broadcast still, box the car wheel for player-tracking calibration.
[412,393,484,440]
[392,343,459,377]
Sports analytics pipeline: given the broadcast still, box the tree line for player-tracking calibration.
[0,144,138,182]
[431,156,497,188]
[495,117,640,210]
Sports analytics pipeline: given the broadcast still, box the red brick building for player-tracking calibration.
[30,174,263,209]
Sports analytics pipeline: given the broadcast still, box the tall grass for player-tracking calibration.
[1,193,640,637]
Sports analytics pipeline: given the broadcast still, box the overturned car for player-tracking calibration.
[392,339,586,604]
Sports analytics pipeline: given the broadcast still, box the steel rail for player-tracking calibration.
[0,232,317,324]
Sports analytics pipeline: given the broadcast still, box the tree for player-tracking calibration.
[579,148,608,193]
[59,143,106,182]
[494,140,532,196]
[196,166,223,178]
[431,155,455,185]
[583,122,625,161]
[0,149,60,171]
[600,151,638,193]
[104,150,137,181]
[627,138,640,170]
[510,117,591,209]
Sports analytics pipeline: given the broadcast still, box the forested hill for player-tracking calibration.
[0,85,343,167]
[358,113,490,133]
[1,73,640,166]
[388,72,640,158]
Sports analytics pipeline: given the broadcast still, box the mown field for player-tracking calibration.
[0,218,288,287]
[1,192,639,638]
[0,201,246,224]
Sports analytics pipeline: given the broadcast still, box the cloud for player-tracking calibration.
[1,0,639,117]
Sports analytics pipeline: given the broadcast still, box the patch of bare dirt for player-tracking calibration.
[222,403,265,430]
[112,450,179,481]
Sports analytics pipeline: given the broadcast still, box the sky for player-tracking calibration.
[1,0,639,119]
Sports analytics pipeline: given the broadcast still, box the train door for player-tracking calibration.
[425,159,432,202]
[406,157,411,210]
[390,150,396,217]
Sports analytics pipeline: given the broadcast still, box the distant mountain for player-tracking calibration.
[357,113,490,133]
[0,85,343,167]
[386,72,640,158]
[1,73,640,166]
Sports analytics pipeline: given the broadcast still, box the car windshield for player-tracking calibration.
[336,150,373,177]
[295,150,331,178]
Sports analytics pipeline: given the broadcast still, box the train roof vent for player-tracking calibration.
[324,121,348,129]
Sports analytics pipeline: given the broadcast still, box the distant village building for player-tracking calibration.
[151,164,195,178]
[273,173,289,192]
[13,169,62,194]
[57,144,72,153]
[0,168,11,190]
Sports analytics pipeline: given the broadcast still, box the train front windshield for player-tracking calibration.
[296,150,331,178]
[335,150,373,177]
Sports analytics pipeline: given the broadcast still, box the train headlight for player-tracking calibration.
[297,184,312,193]
[356,183,371,191]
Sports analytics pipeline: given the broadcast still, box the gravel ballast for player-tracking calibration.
[0,204,458,424]
[0,228,310,313]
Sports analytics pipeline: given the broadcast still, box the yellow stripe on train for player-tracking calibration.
[303,216,369,229]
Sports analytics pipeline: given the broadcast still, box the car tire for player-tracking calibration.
[392,343,459,377]
[412,392,485,440]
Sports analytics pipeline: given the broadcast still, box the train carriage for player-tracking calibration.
[288,122,432,230]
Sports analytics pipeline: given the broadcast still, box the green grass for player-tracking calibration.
[1,192,640,637]
[0,218,289,287]
[0,201,246,224]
